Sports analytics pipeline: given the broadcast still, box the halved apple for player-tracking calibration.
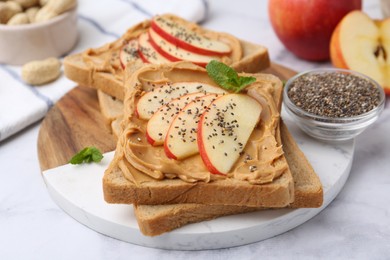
[136,82,227,120]
[197,94,262,175]
[138,32,171,64]
[148,29,218,67]
[164,94,220,160]
[151,15,232,56]
[330,11,390,94]
[119,39,139,69]
[146,92,206,146]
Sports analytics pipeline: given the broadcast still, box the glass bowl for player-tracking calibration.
[283,68,386,141]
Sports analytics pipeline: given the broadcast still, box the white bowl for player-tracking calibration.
[0,7,78,65]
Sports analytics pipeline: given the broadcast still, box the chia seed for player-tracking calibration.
[249,165,257,172]
[287,72,381,118]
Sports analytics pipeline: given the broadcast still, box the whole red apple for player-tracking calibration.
[268,0,361,61]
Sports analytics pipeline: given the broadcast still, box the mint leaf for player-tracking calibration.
[206,60,256,92]
[237,76,256,92]
[69,147,103,165]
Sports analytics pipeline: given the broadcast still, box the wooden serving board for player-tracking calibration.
[37,63,296,171]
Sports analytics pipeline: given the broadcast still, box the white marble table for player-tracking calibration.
[1,0,389,259]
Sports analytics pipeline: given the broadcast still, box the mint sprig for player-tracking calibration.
[206,60,256,92]
[69,146,103,164]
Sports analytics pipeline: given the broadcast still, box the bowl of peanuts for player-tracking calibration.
[0,0,78,65]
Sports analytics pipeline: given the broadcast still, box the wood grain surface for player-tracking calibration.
[37,63,296,171]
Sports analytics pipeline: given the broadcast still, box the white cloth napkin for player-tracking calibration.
[0,0,209,142]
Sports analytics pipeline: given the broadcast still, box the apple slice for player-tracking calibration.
[119,39,139,69]
[148,29,218,67]
[138,32,171,64]
[136,82,227,120]
[151,15,231,56]
[382,18,390,92]
[330,11,390,94]
[164,94,220,160]
[198,94,262,175]
[146,92,206,146]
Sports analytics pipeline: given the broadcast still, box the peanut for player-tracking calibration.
[0,1,22,24]
[45,0,76,15]
[1,0,77,25]
[25,6,39,22]
[22,57,61,86]
[34,4,56,22]
[13,0,39,9]
[39,0,48,6]
[7,12,29,25]
[6,1,22,11]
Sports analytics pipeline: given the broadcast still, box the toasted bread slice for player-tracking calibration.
[97,88,323,237]
[103,62,295,208]
[64,14,270,101]
[134,122,323,236]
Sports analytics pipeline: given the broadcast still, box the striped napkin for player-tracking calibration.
[0,0,208,142]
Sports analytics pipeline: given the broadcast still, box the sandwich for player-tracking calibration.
[103,61,295,207]
[99,90,323,236]
[64,14,270,101]
[134,121,323,236]
[98,61,323,236]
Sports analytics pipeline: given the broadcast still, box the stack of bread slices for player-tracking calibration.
[64,14,323,236]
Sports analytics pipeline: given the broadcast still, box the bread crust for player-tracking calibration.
[103,168,294,207]
[135,203,258,237]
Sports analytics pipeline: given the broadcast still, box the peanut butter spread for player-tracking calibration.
[81,15,243,86]
[107,63,288,186]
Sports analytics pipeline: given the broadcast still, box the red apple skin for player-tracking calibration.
[147,32,180,63]
[268,0,361,61]
[138,49,150,64]
[330,13,390,95]
[137,34,150,63]
[151,20,231,56]
[197,113,225,176]
[164,144,177,160]
[148,31,208,67]
[134,100,141,118]
[119,45,126,69]
[120,44,138,69]
[119,40,140,69]
[329,22,349,69]
[146,131,157,146]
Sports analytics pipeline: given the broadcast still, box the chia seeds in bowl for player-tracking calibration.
[283,68,386,141]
